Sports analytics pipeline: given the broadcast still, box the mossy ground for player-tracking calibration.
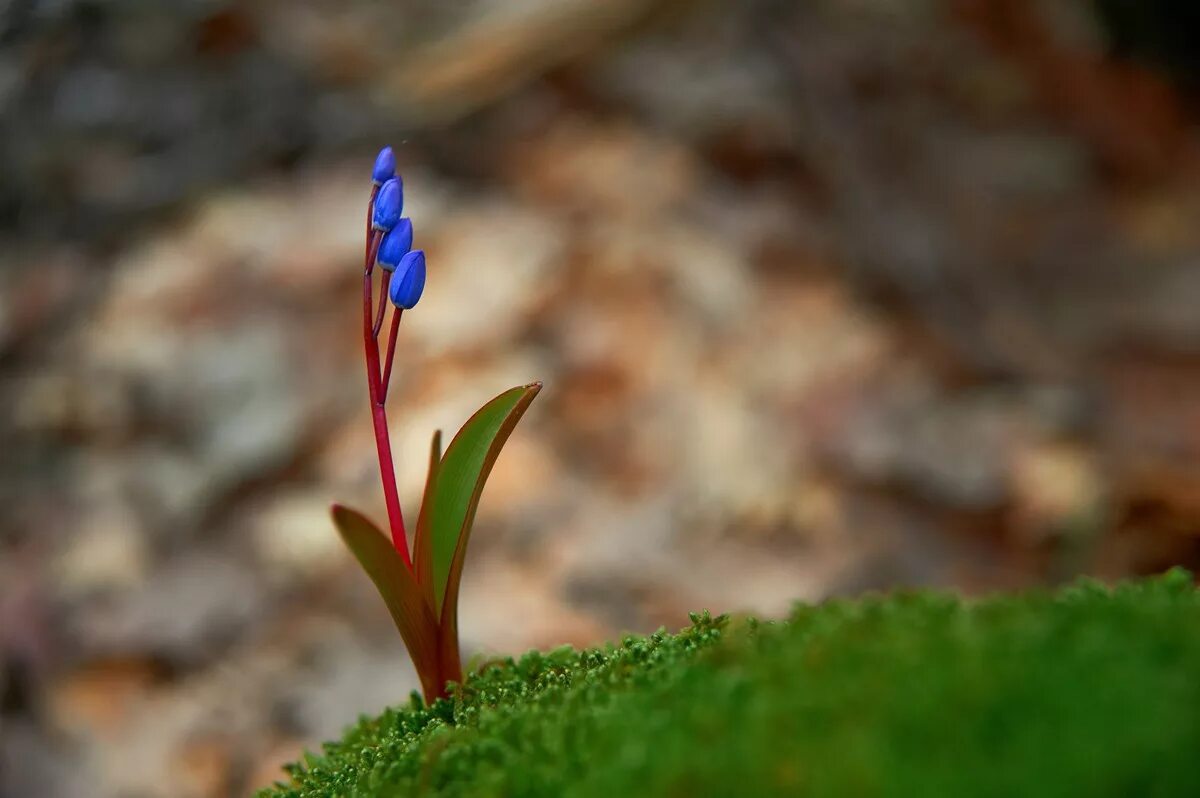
[261,570,1200,797]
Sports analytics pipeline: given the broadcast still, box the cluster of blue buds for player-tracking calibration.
[371,146,426,310]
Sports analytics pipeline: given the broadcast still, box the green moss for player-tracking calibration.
[261,570,1200,797]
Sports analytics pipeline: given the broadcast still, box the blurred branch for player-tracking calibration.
[378,0,670,124]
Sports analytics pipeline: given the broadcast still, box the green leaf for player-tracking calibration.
[417,383,541,619]
[413,429,442,610]
[331,504,441,700]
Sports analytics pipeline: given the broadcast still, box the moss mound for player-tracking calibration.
[261,571,1200,797]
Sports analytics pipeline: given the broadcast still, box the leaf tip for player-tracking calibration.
[330,503,378,539]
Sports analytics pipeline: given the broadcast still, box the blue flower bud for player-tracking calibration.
[372,146,396,185]
[388,250,426,309]
[372,177,403,231]
[377,219,413,272]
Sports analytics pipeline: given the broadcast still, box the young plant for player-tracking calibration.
[332,146,540,703]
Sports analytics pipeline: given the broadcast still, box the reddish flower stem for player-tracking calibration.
[380,308,403,403]
[363,207,411,566]
[365,187,378,345]
[366,185,378,248]
[372,269,389,338]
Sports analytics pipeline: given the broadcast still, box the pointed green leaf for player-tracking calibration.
[418,383,541,619]
[435,384,540,685]
[413,429,442,610]
[331,504,441,700]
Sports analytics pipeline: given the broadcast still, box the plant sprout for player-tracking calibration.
[332,146,540,703]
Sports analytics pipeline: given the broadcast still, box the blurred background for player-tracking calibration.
[2,0,1200,794]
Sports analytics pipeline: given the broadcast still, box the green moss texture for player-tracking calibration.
[261,570,1200,797]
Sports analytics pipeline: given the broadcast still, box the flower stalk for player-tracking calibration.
[333,146,541,703]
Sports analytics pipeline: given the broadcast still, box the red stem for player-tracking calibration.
[363,225,411,566]
[365,187,378,345]
[380,308,403,403]
[373,269,389,338]
[366,185,378,246]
